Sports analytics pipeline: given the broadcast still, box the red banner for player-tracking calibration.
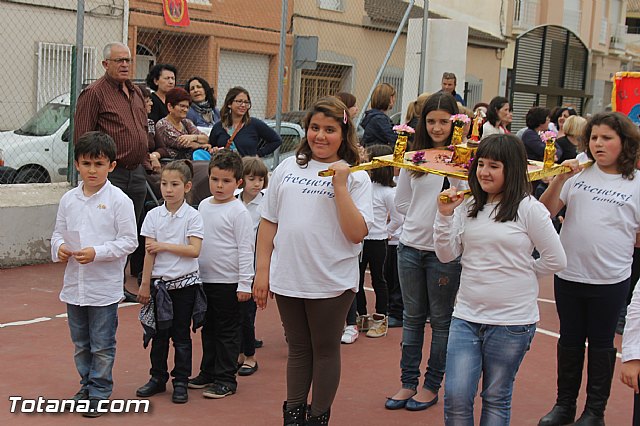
[612,72,640,125]
[162,0,190,27]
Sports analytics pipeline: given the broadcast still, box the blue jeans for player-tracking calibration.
[444,318,535,426]
[67,303,119,400]
[397,243,460,393]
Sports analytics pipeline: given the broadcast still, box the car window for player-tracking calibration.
[279,127,301,153]
[15,103,70,137]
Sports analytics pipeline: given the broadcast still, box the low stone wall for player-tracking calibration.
[0,183,70,268]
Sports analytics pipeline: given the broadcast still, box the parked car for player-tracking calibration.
[267,110,307,127]
[0,93,71,183]
[263,120,304,170]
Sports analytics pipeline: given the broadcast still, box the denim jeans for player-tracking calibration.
[444,318,535,426]
[67,303,119,400]
[397,243,460,393]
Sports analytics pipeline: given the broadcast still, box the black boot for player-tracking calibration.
[538,343,585,426]
[307,407,330,425]
[283,401,306,426]
[574,347,617,426]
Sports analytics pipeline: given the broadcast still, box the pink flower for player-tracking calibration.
[449,114,471,124]
[393,124,415,134]
[411,151,425,164]
[540,130,557,142]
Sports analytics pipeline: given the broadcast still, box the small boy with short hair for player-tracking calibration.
[189,149,254,398]
[51,131,138,417]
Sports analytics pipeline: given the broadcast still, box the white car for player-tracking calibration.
[0,93,71,183]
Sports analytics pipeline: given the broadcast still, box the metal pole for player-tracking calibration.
[274,0,288,167]
[68,0,84,186]
[356,0,415,127]
[417,0,429,95]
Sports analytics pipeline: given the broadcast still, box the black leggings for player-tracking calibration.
[357,239,388,315]
[276,291,354,416]
[555,276,629,348]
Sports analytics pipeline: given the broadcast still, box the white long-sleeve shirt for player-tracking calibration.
[434,196,567,325]
[51,181,138,306]
[395,168,466,251]
[623,282,640,362]
[367,183,398,240]
[198,198,255,293]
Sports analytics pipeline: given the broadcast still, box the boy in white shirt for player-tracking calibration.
[189,150,254,399]
[51,132,138,417]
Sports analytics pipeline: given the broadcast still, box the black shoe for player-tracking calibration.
[172,383,188,404]
[202,383,235,399]
[577,347,617,422]
[82,399,104,418]
[71,388,88,402]
[307,407,330,425]
[538,344,585,426]
[136,379,166,397]
[188,374,214,389]
[254,339,264,349]
[238,361,259,376]
[283,401,307,426]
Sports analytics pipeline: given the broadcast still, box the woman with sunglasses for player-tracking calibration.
[209,87,281,157]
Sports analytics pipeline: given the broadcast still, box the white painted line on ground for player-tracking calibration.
[0,317,51,328]
[536,327,622,359]
[0,302,139,329]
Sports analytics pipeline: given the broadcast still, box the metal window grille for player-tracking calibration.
[36,42,97,109]
[299,63,348,110]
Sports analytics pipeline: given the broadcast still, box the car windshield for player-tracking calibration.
[15,103,70,137]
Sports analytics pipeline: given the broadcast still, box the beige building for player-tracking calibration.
[291,0,506,115]
[2,0,125,130]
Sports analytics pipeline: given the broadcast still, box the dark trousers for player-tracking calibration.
[109,164,147,277]
[346,297,357,326]
[239,298,257,357]
[635,390,640,426]
[555,276,630,348]
[276,291,355,416]
[357,239,388,315]
[199,283,240,390]
[149,285,196,385]
[386,243,403,320]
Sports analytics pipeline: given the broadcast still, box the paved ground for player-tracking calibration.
[0,263,632,425]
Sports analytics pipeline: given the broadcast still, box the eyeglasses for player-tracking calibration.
[107,57,132,64]
[233,100,251,106]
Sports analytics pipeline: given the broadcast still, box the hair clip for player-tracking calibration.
[343,110,348,124]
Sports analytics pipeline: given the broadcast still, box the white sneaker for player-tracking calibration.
[341,325,359,344]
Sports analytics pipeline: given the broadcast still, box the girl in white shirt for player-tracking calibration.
[237,156,269,376]
[136,160,205,404]
[539,112,640,426]
[434,134,566,425]
[254,97,373,424]
[355,144,398,339]
[386,92,463,412]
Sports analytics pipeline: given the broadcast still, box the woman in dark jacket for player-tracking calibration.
[208,86,281,157]
[361,83,397,147]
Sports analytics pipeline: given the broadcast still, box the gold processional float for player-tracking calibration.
[318,111,592,203]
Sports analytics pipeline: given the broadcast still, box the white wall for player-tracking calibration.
[0,183,69,267]
[401,18,468,117]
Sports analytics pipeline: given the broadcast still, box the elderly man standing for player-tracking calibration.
[74,42,148,301]
[439,72,465,106]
